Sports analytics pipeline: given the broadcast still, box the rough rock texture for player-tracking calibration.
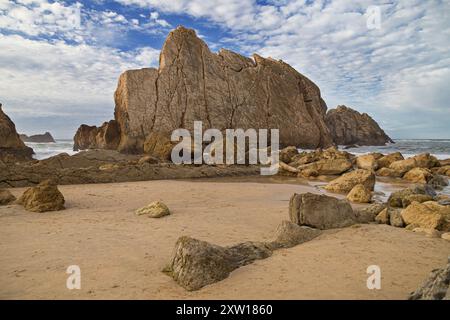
[76,26,334,153]
[346,184,372,203]
[164,236,272,291]
[0,189,16,205]
[289,193,356,229]
[402,194,434,208]
[409,258,450,300]
[324,169,375,193]
[401,201,450,231]
[403,167,433,184]
[377,152,404,169]
[297,158,352,175]
[135,201,170,218]
[269,220,322,249]
[356,154,378,171]
[143,132,175,160]
[433,165,450,177]
[20,132,55,143]
[389,153,440,175]
[354,203,386,223]
[375,208,389,224]
[279,146,299,164]
[325,105,393,146]
[388,185,436,208]
[376,167,403,178]
[73,120,120,151]
[0,150,260,188]
[17,180,65,212]
[0,103,34,162]
[389,208,404,227]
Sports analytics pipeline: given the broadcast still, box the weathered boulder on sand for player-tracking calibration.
[289,193,356,229]
[346,184,372,203]
[356,154,378,171]
[269,220,322,249]
[325,105,393,146]
[17,180,65,212]
[164,236,272,291]
[401,201,450,231]
[135,201,170,218]
[403,167,433,184]
[377,152,404,169]
[388,185,436,208]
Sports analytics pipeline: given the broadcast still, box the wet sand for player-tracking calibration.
[0,179,449,299]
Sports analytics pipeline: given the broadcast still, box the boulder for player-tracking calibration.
[402,194,434,208]
[346,184,372,203]
[297,158,352,175]
[388,185,436,208]
[354,203,386,223]
[409,258,450,300]
[0,103,34,162]
[20,132,55,143]
[439,159,450,166]
[325,105,393,146]
[389,153,440,175]
[17,180,65,212]
[376,167,403,178]
[356,154,378,171]
[375,208,389,224]
[403,167,433,184]
[0,189,16,205]
[389,208,404,227]
[298,168,319,178]
[164,236,271,291]
[432,165,450,177]
[278,161,299,177]
[377,152,404,168]
[73,120,120,151]
[427,174,449,189]
[324,169,375,193]
[112,26,334,153]
[279,146,299,164]
[289,193,356,229]
[389,158,417,175]
[401,201,450,231]
[135,201,170,218]
[269,221,322,249]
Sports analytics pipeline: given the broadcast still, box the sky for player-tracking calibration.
[0,0,449,139]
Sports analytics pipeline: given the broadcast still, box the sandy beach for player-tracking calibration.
[1,179,449,300]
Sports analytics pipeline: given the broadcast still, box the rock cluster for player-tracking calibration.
[0,103,34,162]
[73,120,120,151]
[325,105,393,146]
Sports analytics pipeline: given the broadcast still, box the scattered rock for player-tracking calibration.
[279,146,299,164]
[346,184,372,203]
[389,208,404,227]
[278,162,299,176]
[0,189,16,205]
[298,168,319,178]
[356,154,378,171]
[389,158,417,175]
[354,203,386,223]
[401,201,450,231]
[325,105,393,146]
[289,193,356,229]
[164,236,271,291]
[388,185,436,208]
[375,208,389,224]
[135,201,170,218]
[403,167,433,184]
[17,180,65,212]
[324,169,375,193]
[377,152,404,169]
[389,153,440,175]
[402,194,434,208]
[442,233,450,241]
[297,158,352,175]
[375,167,403,178]
[269,221,322,249]
[433,165,450,177]
[138,155,159,165]
[408,258,450,300]
[427,174,449,189]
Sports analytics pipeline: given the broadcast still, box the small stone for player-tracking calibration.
[0,189,16,205]
[136,201,170,218]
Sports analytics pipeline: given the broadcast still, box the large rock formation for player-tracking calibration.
[20,132,55,143]
[74,26,335,154]
[325,105,393,146]
[73,120,120,151]
[0,103,34,162]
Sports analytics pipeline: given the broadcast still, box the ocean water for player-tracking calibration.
[26,139,450,160]
[337,139,450,160]
[25,139,77,160]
